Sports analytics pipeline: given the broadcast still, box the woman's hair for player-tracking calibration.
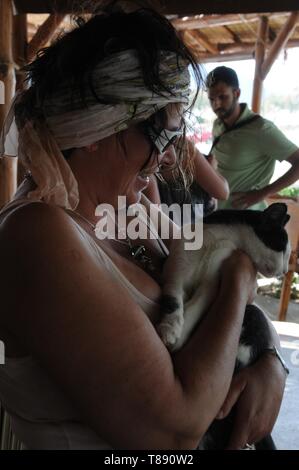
[15,7,203,185]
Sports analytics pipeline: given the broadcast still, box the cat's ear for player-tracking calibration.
[263,203,290,227]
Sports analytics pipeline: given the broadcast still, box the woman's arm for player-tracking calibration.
[191,147,229,200]
[1,204,256,450]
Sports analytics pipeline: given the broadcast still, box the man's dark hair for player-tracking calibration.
[206,66,239,89]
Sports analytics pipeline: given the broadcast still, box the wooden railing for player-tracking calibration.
[267,195,299,321]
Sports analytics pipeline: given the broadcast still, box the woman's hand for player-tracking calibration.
[216,352,286,449]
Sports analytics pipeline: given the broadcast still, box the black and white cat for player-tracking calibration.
[157,203,290,450]
[158,203,290,352]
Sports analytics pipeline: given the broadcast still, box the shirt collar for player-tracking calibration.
[213,103,255,137]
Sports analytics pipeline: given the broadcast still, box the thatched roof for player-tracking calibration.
[175,12,299,62]
[26,10,299,63]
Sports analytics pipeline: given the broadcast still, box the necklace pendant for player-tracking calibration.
[130,244,155,272]
[130,245,146,259]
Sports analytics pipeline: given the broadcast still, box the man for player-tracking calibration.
[206,66,299,210]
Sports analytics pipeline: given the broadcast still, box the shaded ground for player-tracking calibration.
[255,293,299,324]
[255,294,299,450]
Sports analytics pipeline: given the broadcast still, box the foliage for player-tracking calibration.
[258,273,299,300]
[278,187,299,198]
[263,88,299,113]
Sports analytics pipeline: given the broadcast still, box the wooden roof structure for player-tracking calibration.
[14,0,299,62]
[173,12,299,63]
[24,10,299,64]
[11,0,299,15]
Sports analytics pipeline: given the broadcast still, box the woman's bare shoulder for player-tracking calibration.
[0,201,72,240]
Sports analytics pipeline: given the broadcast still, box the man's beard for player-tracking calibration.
[216,97,238,120]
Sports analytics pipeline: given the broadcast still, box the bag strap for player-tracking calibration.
[209,114,261,155]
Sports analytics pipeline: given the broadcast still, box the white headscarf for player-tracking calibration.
[1,50,190,209]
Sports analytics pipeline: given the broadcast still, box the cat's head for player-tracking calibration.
[253,203,291,277]
[204,203,291,276]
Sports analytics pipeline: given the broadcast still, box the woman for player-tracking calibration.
[0,9,286,450]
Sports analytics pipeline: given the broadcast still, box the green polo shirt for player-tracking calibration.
[213,104,298,210]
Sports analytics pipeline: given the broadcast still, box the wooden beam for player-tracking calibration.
[268,26,277,42]
[217,38,299,53]
[13,0,299,14]
[222,25,241,44]
[217,43,254,54]
[164,0,299,15]
[172,12,287,31]
[261,11,299,79]
[199,51,255,63]
[252,16,268,113]
[27,13,65,62]
[197,38,299,62]
[181,30,201,50]
[191,30,218,54]
[0,0,15,129]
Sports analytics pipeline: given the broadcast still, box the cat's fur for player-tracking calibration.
[157,203,291,450]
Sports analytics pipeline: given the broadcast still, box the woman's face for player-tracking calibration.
[95,104,183,207]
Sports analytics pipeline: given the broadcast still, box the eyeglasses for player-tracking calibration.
[141,121,183,154]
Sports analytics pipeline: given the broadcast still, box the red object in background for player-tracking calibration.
[187,128,212,144]
[200,129,212,142]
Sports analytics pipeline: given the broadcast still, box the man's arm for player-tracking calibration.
[264,149,299,196]
[232,149,299,209]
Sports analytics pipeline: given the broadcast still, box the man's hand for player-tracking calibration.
[231,189,266,209]
[215,352,286,449]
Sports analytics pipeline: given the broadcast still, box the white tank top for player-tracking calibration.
[0,197,169,449]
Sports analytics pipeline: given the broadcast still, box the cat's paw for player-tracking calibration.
[157,313,184,351]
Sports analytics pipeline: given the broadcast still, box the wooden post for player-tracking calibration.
[13,14,28,185]
[251,16,268,113]
[13,14,28,91]
[0,0,15,129]
[261,11,299,80]
[0,0,16,208]
[278,256,296,321]
[0,156,17,204]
